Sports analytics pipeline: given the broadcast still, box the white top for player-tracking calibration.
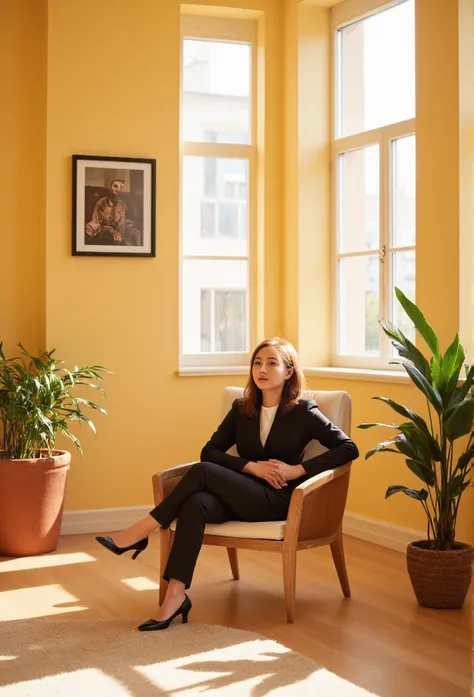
[260,405,279,447]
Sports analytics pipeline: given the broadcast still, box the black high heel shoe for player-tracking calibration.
[95,535,148,560]
[138,594,192,631]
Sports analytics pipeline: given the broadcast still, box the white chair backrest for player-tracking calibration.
[221,386,352,460]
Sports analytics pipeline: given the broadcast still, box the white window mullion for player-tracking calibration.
[379,129,391,365]
[247,144,258,352]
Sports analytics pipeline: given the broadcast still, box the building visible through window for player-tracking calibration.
[200,289,246,353]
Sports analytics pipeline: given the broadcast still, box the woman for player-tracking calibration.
[96,337,359,631]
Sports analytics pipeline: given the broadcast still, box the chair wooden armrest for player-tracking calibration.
[294,463,352,497]
[152,462,195,506]
[284,463,352,548]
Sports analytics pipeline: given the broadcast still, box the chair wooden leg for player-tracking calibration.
[330,528,351,598]
[227,547,240,580]
[282,544,297,623]
[159,529,172,606]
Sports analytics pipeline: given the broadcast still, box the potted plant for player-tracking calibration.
[358,288,473,609]
[0,343,110,557]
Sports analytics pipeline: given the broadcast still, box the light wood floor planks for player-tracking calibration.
[0,532,471,697]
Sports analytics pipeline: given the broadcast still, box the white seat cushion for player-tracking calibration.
[170,519,286,540]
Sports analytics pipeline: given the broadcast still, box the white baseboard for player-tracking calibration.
[60,505,154,536]
[61,505,424,554]
[343,512,424,554]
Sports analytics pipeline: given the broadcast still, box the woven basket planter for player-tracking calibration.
[406,540,473,609]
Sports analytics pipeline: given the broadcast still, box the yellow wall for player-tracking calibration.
[0,0,47,355]
[283,1,331,366]
[44,0,282,510]
[459,0,474,361]
[2,0,471,542]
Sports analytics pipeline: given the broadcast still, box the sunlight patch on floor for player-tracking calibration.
[0,669,130,697]
[0,585,87,620]
[121,576,160,591]
[0,552,95,572]
[136,639,380,695]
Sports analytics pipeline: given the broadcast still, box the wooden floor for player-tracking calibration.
[0,532,471,697]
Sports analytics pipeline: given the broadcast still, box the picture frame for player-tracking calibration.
[72,154,156,257]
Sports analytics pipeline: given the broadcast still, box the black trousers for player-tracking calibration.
[149,461,292,588]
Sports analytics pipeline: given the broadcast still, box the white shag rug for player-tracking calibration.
[0,620,377,696]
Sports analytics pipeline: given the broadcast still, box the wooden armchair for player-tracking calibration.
[152,387,353,622]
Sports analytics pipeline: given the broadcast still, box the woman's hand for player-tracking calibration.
[243,461,288,489]
[269,459,306,481]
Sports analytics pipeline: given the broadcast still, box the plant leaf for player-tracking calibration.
[405,458,435,486]
[402,362,443,412]
[454,447,474,475]
[357,422,402,430]
[381,326,432,382]
[443,400,474,441]
[385,485,428,501]
[431,355,442,391]
[365,439,402,460]
[447,474,471,500]
[442,334,465,393]
[449,366,474,409]
[371,396,430,431]
[393,434,418,460]
[394,287,440,359]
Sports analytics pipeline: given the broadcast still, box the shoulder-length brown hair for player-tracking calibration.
[239,337,306,418]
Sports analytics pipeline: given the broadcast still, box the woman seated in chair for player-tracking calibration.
[96,337,359,631]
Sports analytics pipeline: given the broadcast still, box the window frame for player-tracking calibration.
[331,0,416,370]
[179,15,258,369]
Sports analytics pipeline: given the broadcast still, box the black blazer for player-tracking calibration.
[201,398,359,481]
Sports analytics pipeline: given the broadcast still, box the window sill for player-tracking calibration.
[303,366,411,384]
[177,366,249,377]
[177,365,411,383]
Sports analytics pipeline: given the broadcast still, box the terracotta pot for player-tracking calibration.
[0,450,71,557]
[406,539,473,609]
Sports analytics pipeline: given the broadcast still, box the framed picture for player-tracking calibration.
[72,155,156,257]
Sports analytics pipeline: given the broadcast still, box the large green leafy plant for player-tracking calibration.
[0,343,110,459]
[358,288,473,551]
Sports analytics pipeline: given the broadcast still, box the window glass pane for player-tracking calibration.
[200,202,216,238]
[203,158,217,197]
[338,145,379,253]
[214,290,247,351]
[338,0,415,138]
[218,202,239,239]
[392,135,416,247]
[182,259,248,354]
[182,39,251,143]
[338,255,379,355]
[392,250,416,347]
[182,156,248,255]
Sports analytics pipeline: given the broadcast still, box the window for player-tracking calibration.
[180,17,256,368]
[333,0,416,367]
